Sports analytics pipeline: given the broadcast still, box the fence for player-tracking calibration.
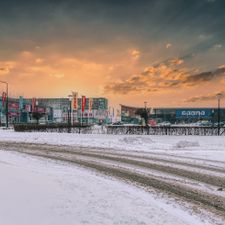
[106,125,225,136]
[13,124,225,136]
[14,123,93,134]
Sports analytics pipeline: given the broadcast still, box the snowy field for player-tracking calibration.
[0,129,225,161]
[0,130,225,225]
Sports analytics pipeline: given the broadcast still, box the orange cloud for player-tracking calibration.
[20,51,33,58]
[104,58,225,95]
[1,51,122,98]
[0,61,16,76]
[166,43,172,49]
[50,73,65,79]
[130,49,140,60]
[35,58,44,64]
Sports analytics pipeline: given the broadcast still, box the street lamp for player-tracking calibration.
[0,80,9,128]
[67,95,73,126]
[144,101,148,126]
[216,93,223,136]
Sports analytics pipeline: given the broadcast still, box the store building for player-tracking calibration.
[120,104,225,125]
[120,105,142,124]
[151,108,225,124]
[0,97,109,125]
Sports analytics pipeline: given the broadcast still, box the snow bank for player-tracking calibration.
[119,136,154,145]
[174,140,200,149]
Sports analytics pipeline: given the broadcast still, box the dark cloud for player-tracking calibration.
[1,0,225,56]
[104,76,148,94]
[185,91,225,102]
[183,67,225,85]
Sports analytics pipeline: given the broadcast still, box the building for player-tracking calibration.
[0,98,21,124]
[27,98,69,123]
[120,104,225,125]
[151,108,225,124]
[0,97,49,125]
[34,97,108,124]
[0,97,109,125]
[120,105,142,124]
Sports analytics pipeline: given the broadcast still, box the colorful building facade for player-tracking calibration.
[0,97,109,125]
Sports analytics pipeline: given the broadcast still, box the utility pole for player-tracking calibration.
[6,82,8,128]
[0,81,9,128]
[216,93,222,136]
[67,95,73,133]
[144,101,148,127]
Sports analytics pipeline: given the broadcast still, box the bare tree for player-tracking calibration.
[31,112,44,124]
[135,108,149,126]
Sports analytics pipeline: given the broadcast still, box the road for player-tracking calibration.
[1,141,225,223]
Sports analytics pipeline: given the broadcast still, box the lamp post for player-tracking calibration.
[144,101,148,126]
[67,95,73,129]
[0,80,9,128]
[216,93,222,136]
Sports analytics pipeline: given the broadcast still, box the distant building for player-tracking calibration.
[34,97,108,124]
[120,105,142,124]
[27,98,69,123]
[0,97,109,125]
[151,108,225,124]
[120,105,225,124]
[0,97,49,124]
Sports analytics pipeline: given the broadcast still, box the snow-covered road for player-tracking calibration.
[0,150,211,225]
[1,130,225,224]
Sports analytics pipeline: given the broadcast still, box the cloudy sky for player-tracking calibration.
[0,0,225,107]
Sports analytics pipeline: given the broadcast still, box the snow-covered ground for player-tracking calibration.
[0,130,225,161]
[0,130,225,225]
[0,150,209,225]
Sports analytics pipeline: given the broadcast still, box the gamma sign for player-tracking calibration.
[176,109,212,118]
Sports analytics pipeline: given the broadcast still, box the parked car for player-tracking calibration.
[199,121,213,127]
[157,121,171,126]
[112,121,124,126]
[214,122,225,127]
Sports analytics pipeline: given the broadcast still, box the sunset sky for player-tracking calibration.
[0,0,225,108]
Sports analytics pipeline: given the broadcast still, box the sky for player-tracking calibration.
[0,0,225,108]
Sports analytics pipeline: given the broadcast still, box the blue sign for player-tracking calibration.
[176,109,212,118]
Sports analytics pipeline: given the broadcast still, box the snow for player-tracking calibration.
[0,151,208,225]
[0,130,225,224]
[0,130,225,161]
[174,140,200,148]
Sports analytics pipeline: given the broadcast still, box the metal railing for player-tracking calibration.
[106,125,225,136]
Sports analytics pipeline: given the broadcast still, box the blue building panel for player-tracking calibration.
[176,109,212,118]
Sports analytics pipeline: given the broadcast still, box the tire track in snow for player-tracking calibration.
[4,147,225,221]
[1,141,225,187]
[1,141,225,221]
